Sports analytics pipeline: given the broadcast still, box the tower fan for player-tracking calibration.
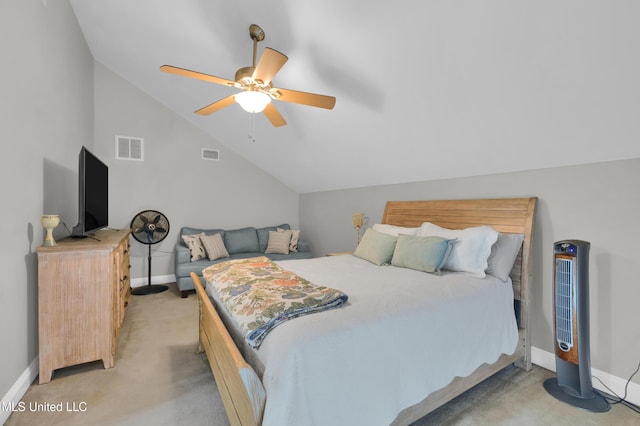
[543,240,609,412]
[130,210,170,295]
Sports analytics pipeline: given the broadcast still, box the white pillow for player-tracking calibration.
[372,224,419,237]
[182,233,207,261]
[418,222,499,278]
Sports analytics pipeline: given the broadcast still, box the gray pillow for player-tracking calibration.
[353,229,397,265]
[391,235,455,275]
[223,227,260,254]
[486,233,524,282]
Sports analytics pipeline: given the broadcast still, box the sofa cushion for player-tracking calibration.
[224,227,260,254]
[257,224,290,252]
[181,227,225,238]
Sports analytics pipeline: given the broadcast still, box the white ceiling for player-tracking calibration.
[69,1,640,193]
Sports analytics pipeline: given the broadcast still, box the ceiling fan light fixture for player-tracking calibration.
[235,90,271,113]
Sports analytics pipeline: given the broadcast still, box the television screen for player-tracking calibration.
[72,147,108,237]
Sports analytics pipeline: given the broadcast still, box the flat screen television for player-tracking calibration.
[71,146,109,237]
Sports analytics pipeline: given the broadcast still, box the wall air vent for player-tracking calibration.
[202,148,220,161]
[116,135,144,161]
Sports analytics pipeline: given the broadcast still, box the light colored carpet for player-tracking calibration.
[7,284,226,426]
[6,283,639,425]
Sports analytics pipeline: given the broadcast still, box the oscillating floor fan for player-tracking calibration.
[130,210,170,295]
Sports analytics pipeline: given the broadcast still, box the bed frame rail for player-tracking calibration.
[192,272,265,426]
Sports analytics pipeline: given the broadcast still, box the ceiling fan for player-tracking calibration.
[160,24,336,127]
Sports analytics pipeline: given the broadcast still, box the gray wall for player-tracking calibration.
[92,64,299,279]
[300,158,640,385]
[0,1,94,396]
[0,0,299,401]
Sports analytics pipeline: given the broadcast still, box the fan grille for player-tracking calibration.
[130,210,170,245]
[555,257,574,352]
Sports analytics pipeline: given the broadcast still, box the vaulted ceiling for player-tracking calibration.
[69,1,640,193]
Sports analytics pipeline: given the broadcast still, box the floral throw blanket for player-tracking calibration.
[202,256,349,348]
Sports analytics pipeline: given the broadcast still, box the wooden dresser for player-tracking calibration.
[36,228,131,384]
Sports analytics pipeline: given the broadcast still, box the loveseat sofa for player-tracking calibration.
[174,224,312,298]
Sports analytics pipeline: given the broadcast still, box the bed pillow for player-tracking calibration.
[486,233,524,282]
[391,235,455,275]
[372,224,420,237]
[182,233,207,261]
[200,233,230,261]
[265,230,292,254]
[418,222,499,278]
[353,229,397,265]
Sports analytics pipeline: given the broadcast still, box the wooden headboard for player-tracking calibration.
[382,198,537,332]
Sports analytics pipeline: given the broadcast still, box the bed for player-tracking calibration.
[192,197,537,425]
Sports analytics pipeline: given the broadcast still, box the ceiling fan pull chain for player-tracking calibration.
[248,114,257,143]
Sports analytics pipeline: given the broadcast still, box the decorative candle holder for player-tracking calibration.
[41,215,61,247]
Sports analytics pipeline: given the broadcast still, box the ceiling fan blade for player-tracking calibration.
[195,95,236,115]
[253,48,288,86]
[263,103,287,127]
[160,65,236,87]
[275,88,336,110]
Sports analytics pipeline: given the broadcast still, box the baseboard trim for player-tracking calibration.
[531,346,640,406]
[130,274,175,288]
[0,357,38,424]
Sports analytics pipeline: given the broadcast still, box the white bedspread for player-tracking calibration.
[208,254,519,426]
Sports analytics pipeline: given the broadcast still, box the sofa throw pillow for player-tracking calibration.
[257,224,290,252]
[278,227,300,252]
[289,229,300,252]
[486,233,524,282]
[200,233,230,261]
[354,228,397,266]
[265,230,292,254]
[391,235,455,275]
[182,233,207,261]
[418,222,499,278]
